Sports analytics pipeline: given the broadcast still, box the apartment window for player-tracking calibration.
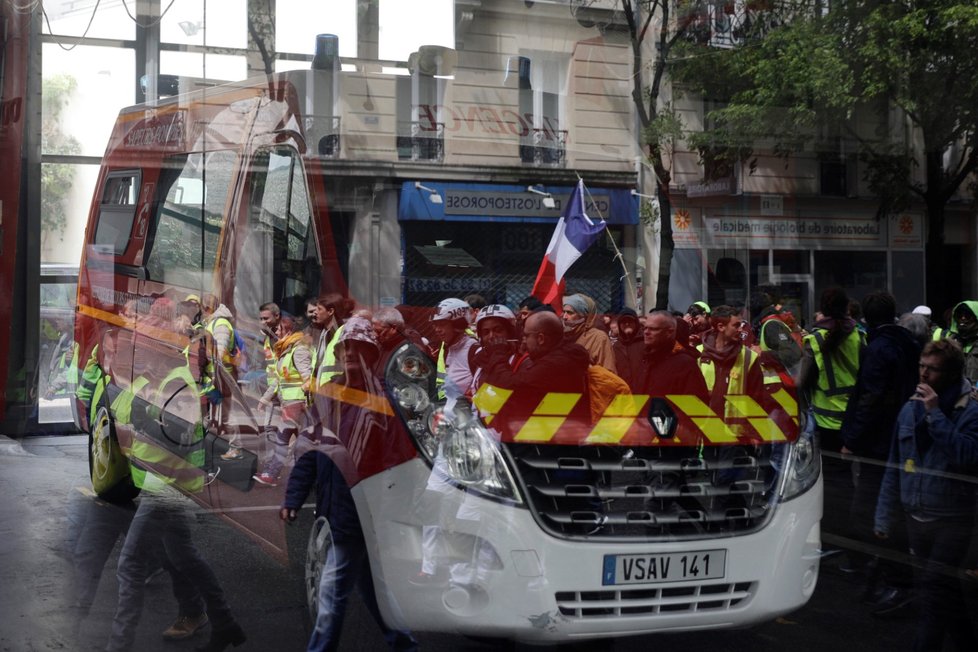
[519,53,567,167]
[819,154,857,197]
[396,68,445,162]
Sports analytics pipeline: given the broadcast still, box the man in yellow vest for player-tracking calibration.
[696,305,766,417]
[199,294,239,435]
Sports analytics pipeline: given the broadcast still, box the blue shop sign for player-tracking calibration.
[399,181,637,225]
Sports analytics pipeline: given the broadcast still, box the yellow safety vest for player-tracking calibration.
[315,324,344,389]
[276,344,310,402]
[697,345,757,395]
[805,328,865,430]
[436,342,447,400]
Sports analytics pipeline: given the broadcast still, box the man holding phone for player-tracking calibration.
[874,339,978,650]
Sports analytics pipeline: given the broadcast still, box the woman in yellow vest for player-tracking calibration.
[253,314,313,487]
[798,287,866,451]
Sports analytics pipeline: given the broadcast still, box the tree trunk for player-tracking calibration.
[652,149,674,310]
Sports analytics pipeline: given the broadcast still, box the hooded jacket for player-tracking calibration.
[840,323,921,460]
[613,310,646,392]
[943,300,978,382]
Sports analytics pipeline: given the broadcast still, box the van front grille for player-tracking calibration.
[506,443,782,540]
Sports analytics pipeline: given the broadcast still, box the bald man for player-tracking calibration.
[478,311,589,394]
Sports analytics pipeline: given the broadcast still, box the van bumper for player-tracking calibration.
[354,459,822,642]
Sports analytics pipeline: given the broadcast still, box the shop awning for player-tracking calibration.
[413,245,483,268]
[398,181,638,225]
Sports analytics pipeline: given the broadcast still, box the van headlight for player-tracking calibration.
[386,344,522,504]
[780,429,820,500]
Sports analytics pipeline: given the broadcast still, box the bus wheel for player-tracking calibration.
[305,515,333,622]
[88,406,139,504]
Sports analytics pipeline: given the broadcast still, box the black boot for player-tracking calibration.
[196,622,246,652]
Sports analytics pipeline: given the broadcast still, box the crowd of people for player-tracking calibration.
[71,284,978,651]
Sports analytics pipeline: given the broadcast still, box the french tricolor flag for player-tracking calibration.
[531,179,606,312]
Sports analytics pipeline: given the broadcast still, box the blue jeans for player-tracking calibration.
[308,535,417,652]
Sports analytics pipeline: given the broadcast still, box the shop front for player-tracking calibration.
[395,181,638,312]
[668,204,926,327]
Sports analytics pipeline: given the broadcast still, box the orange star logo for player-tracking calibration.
[674,208,691,230]
[898,215,914,235]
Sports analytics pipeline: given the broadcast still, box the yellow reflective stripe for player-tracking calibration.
[748,418,789,441]
[472,383,513,425]
[586,417,636,444]
[602,394,648,417]
[515,416,569,442]
[317,383,394,416]
[513,392,582,442]
[692,417,740,443]
[534,392,581,415]
[770,387,798,416]
[111,377,150,424]
[667,394,716,417]
[724,395,767,418]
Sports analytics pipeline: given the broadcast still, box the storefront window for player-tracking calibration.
[814,250,887,308]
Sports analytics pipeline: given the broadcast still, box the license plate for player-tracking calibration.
[602,549,726,585]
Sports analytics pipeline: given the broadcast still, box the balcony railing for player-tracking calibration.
[520,128,567,167]
[397,121,445,162]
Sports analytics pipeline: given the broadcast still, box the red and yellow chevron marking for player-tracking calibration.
[514,392,582,442]
[587,393,649,443]
[467,384,797,445]
[472,383,513,425]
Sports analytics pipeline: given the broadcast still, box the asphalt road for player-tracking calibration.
[0,434,974,652]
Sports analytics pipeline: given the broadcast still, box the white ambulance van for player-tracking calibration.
[74,43,821,643]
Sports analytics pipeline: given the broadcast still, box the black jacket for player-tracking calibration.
[641,345,710,403]
[481,340,590,395]
[841,323,921,460]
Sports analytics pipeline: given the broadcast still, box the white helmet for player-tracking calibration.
[475,304,516,329]
[431,298,470,322]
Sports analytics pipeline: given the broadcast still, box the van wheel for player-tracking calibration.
[88,405,140,504]
[305,515,333,622]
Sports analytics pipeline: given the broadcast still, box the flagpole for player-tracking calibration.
[577,173,637,310]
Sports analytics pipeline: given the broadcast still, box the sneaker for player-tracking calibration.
[162,613,209,640]
[870,587,914,617]
[252,472,278,487]
[220,447,244,461]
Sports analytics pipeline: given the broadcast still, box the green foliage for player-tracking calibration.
[642,103,685,152]
[41,74,81,244]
